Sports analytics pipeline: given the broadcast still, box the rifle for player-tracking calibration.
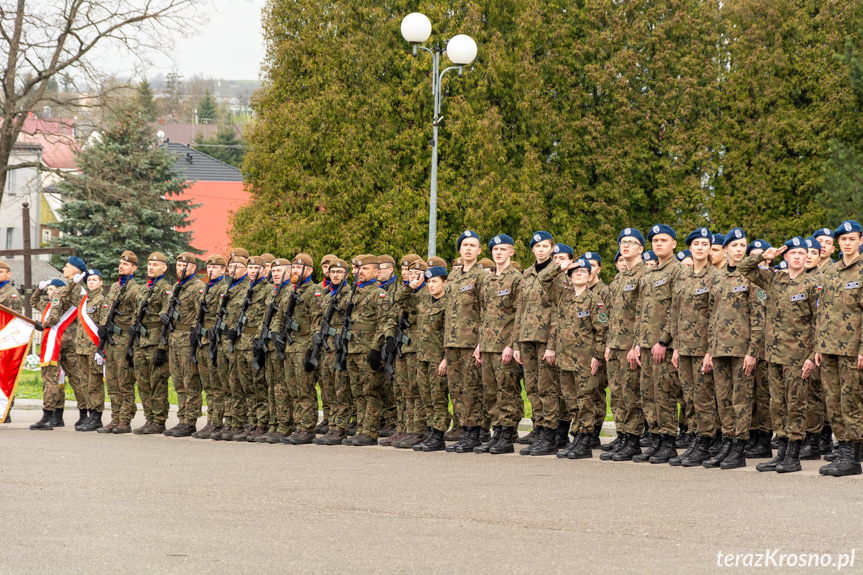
[126,280,157,367]
[333,274,361,372]
[190,277,213,365]
[382,310,410,381]
[308,279,345,369]
[158,278,183,347]
[253,282,281,371]
[273,263,307,360]
[94,278,129,363]
[228,275,257,353]
[208,277,231,366]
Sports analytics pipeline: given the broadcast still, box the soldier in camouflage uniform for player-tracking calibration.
[314,254,336,434]
[544,258,608,459]
[127,252,171,435]
[710,233,727,271]
[0,261,21,313]
[376,254,399,437]
[668,227,720,466]
[815,220,863,476]
[814,227,836,270]
[803,231,833,457]
[585,251,610,446]
[601,228,647,462]
[702,228,765,469]
[472,235,522,454]
[272,253,321,445]
[192,254,228,439]
[29,279,68,430]
[95,251,142,433]
[444,232,488,452]
[162,253,204,437]
[212,249,250,441]
[76,271,106,430]
[740,239,819,473]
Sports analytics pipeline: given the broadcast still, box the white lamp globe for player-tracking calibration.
[401,13,432,43]
[445,34,477,65]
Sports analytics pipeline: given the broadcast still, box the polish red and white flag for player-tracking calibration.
[0,305,35,420]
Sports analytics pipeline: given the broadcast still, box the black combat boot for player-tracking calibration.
[489,426,516,454]
[612,433,643,461]
[529,427,559,456]
[30,409,54,430]
[517,423,537,444]
[600,434,623,453]
[756,438,787,472]
[568,433,593,459]
[702,436,733,468]
[681,435,713,467]
[742,429,759,453]
[674,424,690,448]
[649,434,678,464]
[744,430,772,458]
[826,442,863,477]
[632,433,661,463]
[819,426,833,455]
[555,421,570,448]
[639,422,651,447]
[798,433,822,460]
[48,408,64,428]
[557,433,580,458]
[719,438,747,469]
[79,411,103,432]
[669,434,699,466]
[413,427,434,451]
[74,409,88,431]
[708,431,723,456]
[474,426,502,454]
[520,426,543,455]
[776,440,802,473]
[770,433,780,450]
[820,442,845,475]
[479,428,491,443]
[422,428,446,452]
[455,427,482,453]
[590,423,602,448]
[446,426,469,453]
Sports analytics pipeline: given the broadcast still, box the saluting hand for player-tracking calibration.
[760,245,787,263]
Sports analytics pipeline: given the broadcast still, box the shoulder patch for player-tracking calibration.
[314,291,322,297]
[379,292,387,298]
[757,289,766,300]
[199,289,204,294]
[597,312,608,323]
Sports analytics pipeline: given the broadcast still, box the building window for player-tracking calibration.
[42,229,52,244]
[5,227,13,250]
[5,170,15,195]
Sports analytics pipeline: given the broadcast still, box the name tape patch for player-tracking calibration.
[846,281,860,290]
[732,285,748,293]
[577,310,590,318]
[695,287,709,295]
[497,289,510,296]
[790,293,806,302]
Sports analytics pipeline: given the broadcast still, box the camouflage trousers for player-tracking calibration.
[40,364,65,410]
[395,352,422,434]
[381,367,397,429]
[560,365,601,435]
[480,352,522,428]
[134,346,170,425]
[767,361,808,442]
[266,350,293,434]
[211,343,232,428]
[606,348,644,435]
[713,356,754,440]
[77,353,105,412]
[196,346,218,425]
[324,352,351,431]
[639,348,678,436]
[679,354,714,437]
[751,359,771,433]
[346,352,383,438]
[669,369,684,427]
[819,354,863,442]
[237,340,267,428]
[519,342,560,428]
[105,343,135,424]
[445,347,483,428]
[317,356,336,425]
[417,359,449,432]
[227,348,246,429]
[169,340,202,425]
[805,366,826,434]
[59,345,85,410]
[285,348,317,432]
[593,364,608,429]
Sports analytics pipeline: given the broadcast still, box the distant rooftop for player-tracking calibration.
[163,142,243,182]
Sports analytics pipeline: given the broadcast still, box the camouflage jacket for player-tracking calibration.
[707,266,765,358]
[406,287,447,364]
[590,279,611,307]
[235,278,269,351]
[514,262,553,344]
[0,280,21,312]
[739,255,818,364]
[669,264,719,356]
[75,286,105,356]
[394,281,424,354]
[132,277,171,350]
[168,277,205,348]
[221,276,249,350]
[44,282,80,348]
[607,261,646,351]
[443,263,486,349]
[309,280,350,354]
[30,288,74,356]
[635,257,682,348]
[259,281,291,351]
[548,282,608,371]
[345,281,396,354]
[476,265,522,353]
[815,254,863,357]
[270,278,322,351]
[197,277,229,345]
[102,278,142,348]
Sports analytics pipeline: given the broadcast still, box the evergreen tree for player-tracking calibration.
[51,106,199,282]
[136,80,158,121]
[192,124,245,168]
[197,89,219,124]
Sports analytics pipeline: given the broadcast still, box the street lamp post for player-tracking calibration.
[401,13,477,258]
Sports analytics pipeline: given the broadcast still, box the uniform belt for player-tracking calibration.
[174,322,192,330]
[144,321,161,329]
[244,327,258,335]
[114,320,130,329]
[203,320,215,330]
[351,327,376,333]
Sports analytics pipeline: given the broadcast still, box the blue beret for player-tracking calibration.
[647,224,676,241]
[48,279,66,288]
[457,230,481,251]
[583,252,602,265]
[676,250,692,262]
[813,227,835,240]
[85,268,103,279]
[835,220,863,238]
[685,227,712,246]
[804,237,821,252]
[553,243,574,256]
[784,236,807,252]
[642,250,658,262]
[529,231,553,248]
[774,260,788,271]
[567,258,590,276]
[746,240,771,256]
[488,234,514,249]
[712,233,725,246]
[617,227,645,247]
[67,256,87,272]
[424,266,448,280]
[723,228,746,248]
[613,250,621,263]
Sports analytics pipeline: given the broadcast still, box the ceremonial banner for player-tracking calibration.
[0,305,35,421]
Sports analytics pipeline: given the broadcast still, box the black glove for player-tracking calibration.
[128,324,138,337]
[312,332,323,346]
[384,335,396,356]
[160,313,172,326]
[303,347,315,373]
[271,332,286,352]
[154,348,167,367]
[97,325,107,340]
[227,328,238,342]
[33,321,44,332]
[368,348,382,371]
[252,338,264,355]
